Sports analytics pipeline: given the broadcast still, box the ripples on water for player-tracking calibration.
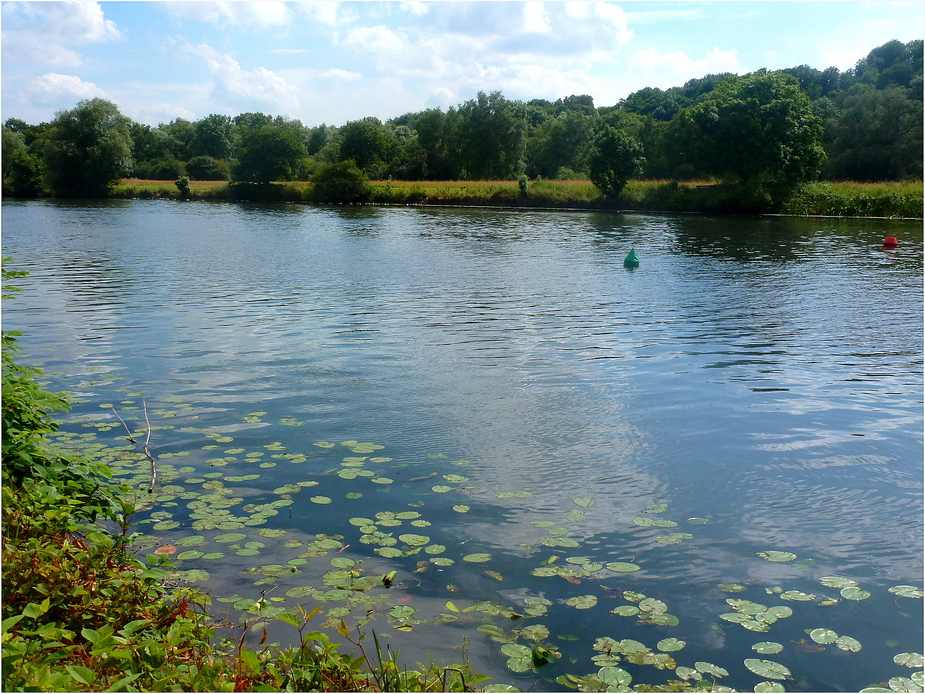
[3,200,923,691]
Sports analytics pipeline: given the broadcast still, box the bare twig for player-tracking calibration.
[110,405,136,443]
[142,399,158,493]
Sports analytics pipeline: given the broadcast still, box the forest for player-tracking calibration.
[2,39,922,201]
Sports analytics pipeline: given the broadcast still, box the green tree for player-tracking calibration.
[588,126,644,199]
[338,117,395,177]
[2,128,44,197]
[233,122,306,183]
[311,160,370,203]
[191,114,233,159]
[672,72,826,196]
[42,99,133,197]
[526,111,594,178]
[187,155,230,180]
[456,91,526,179]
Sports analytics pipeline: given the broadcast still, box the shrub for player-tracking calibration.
[518,173,528,197]
[311,160,371,204]
[135,158,186,180]
[175,176,190,198]
[186,155,230,180]
[589,126,645,199]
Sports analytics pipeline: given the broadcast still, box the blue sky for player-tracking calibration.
[2,1,923,126]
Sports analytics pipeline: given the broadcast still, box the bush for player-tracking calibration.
[186,155,230,180]
[175,176,190,198]
[135,158,186,180]
[311,160,371,204]
[589,126,645,199]
[518,174,528,197]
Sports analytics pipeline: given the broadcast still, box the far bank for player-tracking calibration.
[106,178,924,219]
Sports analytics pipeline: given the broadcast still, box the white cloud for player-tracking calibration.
[296,1,344,26]
[399,1,429,17]
[629,47,742,88]
[343,25,405,52]
[1,1,119,70]
[167,1,291,28]
[28,73,107,104]
[522,1,551,34]
[189,43,301,115]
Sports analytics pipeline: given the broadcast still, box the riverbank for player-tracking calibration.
[0,272,483,692]
[108,178,924,218]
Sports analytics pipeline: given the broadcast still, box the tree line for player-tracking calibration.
[2,39,921,201]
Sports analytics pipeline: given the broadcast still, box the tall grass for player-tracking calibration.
[110,178,923,218]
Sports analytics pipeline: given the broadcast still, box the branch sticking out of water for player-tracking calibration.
[110,401,158,493]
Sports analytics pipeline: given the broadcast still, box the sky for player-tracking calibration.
[2,0,923,127]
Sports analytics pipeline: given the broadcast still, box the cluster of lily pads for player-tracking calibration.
[40,390,925,694]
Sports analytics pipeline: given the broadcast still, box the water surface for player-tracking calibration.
[3,200,923,692]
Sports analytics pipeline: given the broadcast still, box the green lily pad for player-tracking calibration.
[894,653,924,668]
[695,662,729,678]
[606,561,641,573]
[598,666,631,688]
[310,496,332,505]
[744,659,791,680]
[818,576,857,589]
[177,550,203,561]
[888,585,924,599]
[520,624,550,641]
[398,534,430,546]
[809,628,838,645]
[835,635,862,653]
[754,682,786,693]
[657,638,685,652]
[214,533,246,543]
[611,605,640,617]
[431,485,452,493]
[781,590,815,601]
[565,595,597,609]
[452,505,470,513]
[888,677,917,692]
[431,557,454,567]
[838,586,870,601]
[753,642,783,655]
[756,551,797,563]
[463,553,491,563]
[719,582,746,593]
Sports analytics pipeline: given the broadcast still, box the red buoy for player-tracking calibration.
[883,235,898,248]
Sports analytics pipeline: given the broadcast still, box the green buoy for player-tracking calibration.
[624,248,639,268]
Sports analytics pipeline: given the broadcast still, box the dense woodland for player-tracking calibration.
[2,39,921,200]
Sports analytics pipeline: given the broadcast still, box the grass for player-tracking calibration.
[110,177,923,218]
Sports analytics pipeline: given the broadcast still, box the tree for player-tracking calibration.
[43,99,133,197]
[187,155,230,180]
[2,128,44,196]
[526,111,594,178]
[338,118,395,177]
[456,91,526,179]
[191,114,233,159]
[588,126,644,199]
[311,160,370,203]
[672,72,826,196]
[233,122,306,183]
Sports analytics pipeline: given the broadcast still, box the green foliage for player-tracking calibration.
[233,122,306,183]
[338,117,396,178]
[186,155,231,180]
[192,114,234,160]
[42,98,134,197]
[134,157,186,180]
[589,126,645,199]
[175,176,191,197]
[1,128,44,197]
[456,91,526,179]
[518,174,528,197]
[672,72,826,201]
[312,160,371,204]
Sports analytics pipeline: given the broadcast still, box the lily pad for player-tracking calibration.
[888,585,924,599]
[463,553,491,563]
[598,666,631,688]
[398,534,430,546]
[310,496,332,505]
[657,638,685,652]
[840,587,871,601]
[754,682,786,693]
[606,561,641,573]
[611,605,640,617]
[452,505,470,513]
[753,642,784,655]
[756,551,797,563]
[565,595,597,609]
[695,662,729,678]
[835,635,862,653]
[744,659,791,681]
[894,653,924,668]
[809,628,838,645]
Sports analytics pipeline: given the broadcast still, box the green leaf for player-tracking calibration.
[66,665,97,685]
[105,672,141,692]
